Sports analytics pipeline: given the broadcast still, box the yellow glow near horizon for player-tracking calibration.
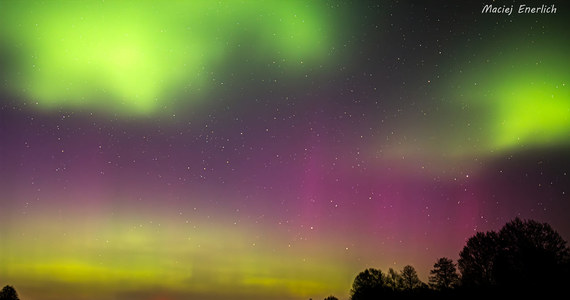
[0,209,349,299]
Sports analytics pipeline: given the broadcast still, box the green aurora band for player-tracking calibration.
[489,65,569,150]
[444,39,569,154]
[0,0,333,116]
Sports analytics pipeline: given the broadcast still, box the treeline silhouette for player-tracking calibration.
[3,218,569,300]
[321,217,570,299]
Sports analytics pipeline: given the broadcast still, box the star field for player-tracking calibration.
[1,1,569,300]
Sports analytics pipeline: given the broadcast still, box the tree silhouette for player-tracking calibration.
[342,219,569,298]
[350,268,389,300]
[458,231,499,288]
[457,217,570,295]
[0,286,19,300]
[429,257,459,290]
[493,218,570,289]
[323,296,339,300]
[385,267,403,291]
[400,265,423,290]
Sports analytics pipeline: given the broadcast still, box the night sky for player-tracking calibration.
[1,1,569,299]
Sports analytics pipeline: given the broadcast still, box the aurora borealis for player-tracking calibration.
[1,1,569,300]
[0,0,332,115]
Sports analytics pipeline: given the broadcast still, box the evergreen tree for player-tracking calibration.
[429,257,459,290]
[400,265,423,290]
[385,268,403,291]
